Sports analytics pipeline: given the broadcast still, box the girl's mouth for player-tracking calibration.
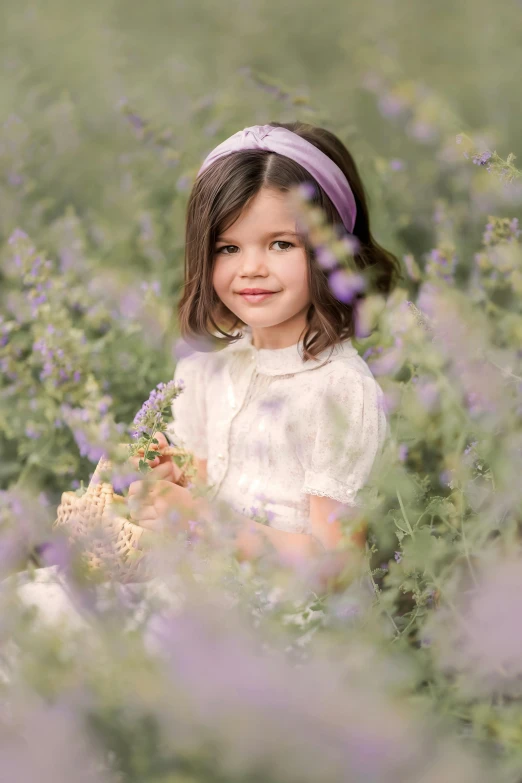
[239,292,278,304]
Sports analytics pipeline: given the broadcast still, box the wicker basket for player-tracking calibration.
[53,445,192,583]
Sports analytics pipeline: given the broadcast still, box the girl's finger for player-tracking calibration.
[140,453,161,467]
[133,515,164,533]
[128,480,145,497]
[153,432,169,449]
[150,461,177,481]
[128,498,156,520]
[130,455,159,471]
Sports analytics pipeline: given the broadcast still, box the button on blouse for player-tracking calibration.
[166,327,389,535]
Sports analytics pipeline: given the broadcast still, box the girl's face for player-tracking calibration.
[212,187,311,350]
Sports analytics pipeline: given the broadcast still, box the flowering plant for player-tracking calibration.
[127,379,195,479]
[2,16,522,781]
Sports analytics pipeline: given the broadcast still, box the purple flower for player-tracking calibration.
[126,111,145,131]
[425,248,457,282]
[8,171,23,186]
[97,397,112,415]
[328,270,366,303]
[377,94,407,119]
[403,254,420,282]
[382,388,401,414]
[407,120,438,143]
[112,470,140,493]
[119,289,143,319]
[315,246,338,270]
[398,444,408,463]
[439,470,453,487]
[36,537,72,570]
[176,175,191,192]
[297,181,318,201]
[132,379,183,439]
[173,335,214,360]
[425,558,522,696]
[7,228,29,245]
[368,343,403,377]
[416,380,440,412]
[341,234,361,256]
[472,150,493,166]
[72,430,106,462]
[389,159,405,171]
[361,72,383,93]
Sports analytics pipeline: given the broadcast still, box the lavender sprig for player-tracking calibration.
[128,379,184,472]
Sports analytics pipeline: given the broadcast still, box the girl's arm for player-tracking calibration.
[190,459,324,562]
[235,494,365,565]
[194,458,208,484]
[191,492,365,584]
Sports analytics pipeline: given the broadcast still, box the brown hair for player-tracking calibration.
[178,120,402,361]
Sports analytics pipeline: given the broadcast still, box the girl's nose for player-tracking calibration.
[239,252,269,274]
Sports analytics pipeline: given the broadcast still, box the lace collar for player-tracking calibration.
[221,325,358,377]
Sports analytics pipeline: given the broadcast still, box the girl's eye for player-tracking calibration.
[272,241,294,251]
[216,245,238,255]
[215,241,294,255]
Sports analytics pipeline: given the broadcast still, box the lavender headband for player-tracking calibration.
[197,124,357,234]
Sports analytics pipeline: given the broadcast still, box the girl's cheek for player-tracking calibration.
[213,266,233,296]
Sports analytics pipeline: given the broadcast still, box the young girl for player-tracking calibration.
[9,121,399,625]
[127,121,400,573]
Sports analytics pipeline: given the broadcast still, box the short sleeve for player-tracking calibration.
[165,354,208,460]
[301,366,388,505]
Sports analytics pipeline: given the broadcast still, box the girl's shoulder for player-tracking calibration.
[313,350,385,404]
[174,344,222,377]
[313,336,379,381]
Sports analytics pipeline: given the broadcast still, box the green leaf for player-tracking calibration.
[403,529,437,572]
[145,451,157,460]
[138,459,148,471]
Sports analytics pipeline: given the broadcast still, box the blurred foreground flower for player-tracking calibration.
[424,554,522,698]
[0,576,492,783]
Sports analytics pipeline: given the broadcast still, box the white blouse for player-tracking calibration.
[166,327,388,535]
[3,329,388,630]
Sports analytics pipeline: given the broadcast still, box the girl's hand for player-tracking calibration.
[127,478,195,534]
[129,432,185,484]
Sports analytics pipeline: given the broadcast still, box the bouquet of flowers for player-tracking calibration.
[53,380,196,582]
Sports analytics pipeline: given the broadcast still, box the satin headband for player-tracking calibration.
[197,124,357,234]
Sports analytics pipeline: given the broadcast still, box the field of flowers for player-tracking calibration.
[1,0,522,780]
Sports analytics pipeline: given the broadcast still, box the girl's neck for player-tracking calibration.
[248,311,309,351]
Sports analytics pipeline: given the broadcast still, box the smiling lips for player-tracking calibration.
[238,289,279,303]
[238,288,278,294]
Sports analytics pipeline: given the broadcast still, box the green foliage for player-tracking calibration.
[1,1,522,781]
